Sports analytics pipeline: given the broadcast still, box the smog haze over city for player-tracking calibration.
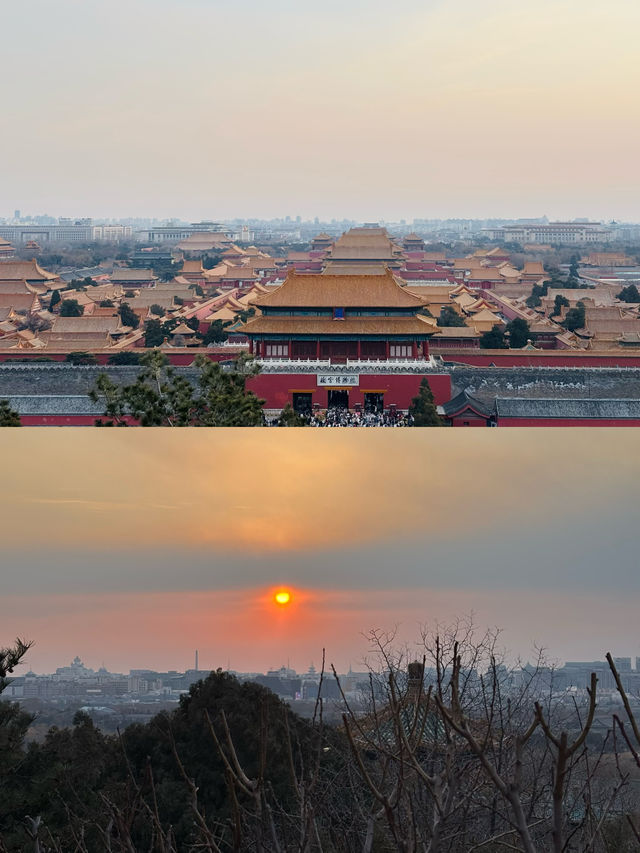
[2,0,640,222]
[2,431,638,675]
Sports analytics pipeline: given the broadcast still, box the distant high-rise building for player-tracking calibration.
[483,222,612,245]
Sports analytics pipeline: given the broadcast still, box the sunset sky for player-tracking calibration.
[2,430,638,675]
[2,0,640,221]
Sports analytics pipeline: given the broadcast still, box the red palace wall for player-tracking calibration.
[18,416,99,426]
[435,350,640,368]
[18,415,139,426]
[247,372,452,411]
[450,414,490,427]
[0,350,242,366]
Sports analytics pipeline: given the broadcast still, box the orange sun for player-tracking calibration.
[274,590,292,606]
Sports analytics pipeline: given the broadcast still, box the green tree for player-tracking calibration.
[551,294,570,317]
[525,281,548,308]
[437,306,467,327]
[99,299,114,308]
[277,402,306,426]
[562,301,586,332]
[150,303,165,316]
[236,307,256,325]
[479,324,507,349]
[0,639,33,789]
[568,254,580,279]
[505,317,530,348]
[107,351,141,365]
[202,251,223,269]
[617,284,640,303]
[144,318,165,348]
[0,400,21,426]
[202,320,229,345]
[68,276,96,291]
[49,289,61,310]
[408,377,443,426]
[65,351,98,365]
[545,267,566,289]
[118,302,140,330]
[143,317,178,347]
[59,299,83,317]
[89,351,265,426]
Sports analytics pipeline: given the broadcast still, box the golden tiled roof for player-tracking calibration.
[253,269,427,309]
[431,326,479,338]
[52,316,122,334]
[239,314,439,336]
[182,260,204,273]
[110,268,158,281]
[468,307,502,323]
[322,261,387,275]
[0,279,34,294]
[467,268,505,281]
[205,306,236,322]
[171,322,196,335]
[0,259,59,281]
[0,293,38,311]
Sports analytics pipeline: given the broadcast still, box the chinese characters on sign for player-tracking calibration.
[317,374,360,386]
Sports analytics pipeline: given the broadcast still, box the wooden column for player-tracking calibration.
[385,341,390,359]
[316,340,320,359]
[357,340,362,360]
[412,341,417,358]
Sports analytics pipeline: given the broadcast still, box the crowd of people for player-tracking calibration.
[269,407,415,427]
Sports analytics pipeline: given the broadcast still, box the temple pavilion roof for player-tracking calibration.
[171,322,196,335]
[239,314,439,337]
[0,259,60,281]
[252,268,428,309]
[329,227,400,261]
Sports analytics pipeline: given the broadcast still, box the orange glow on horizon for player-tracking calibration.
[3,431,639,556]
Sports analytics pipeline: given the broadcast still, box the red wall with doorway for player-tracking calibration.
[247,372,451,410]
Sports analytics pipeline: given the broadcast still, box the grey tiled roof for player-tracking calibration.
[441,389,493,418]
[3,395,104,415]
[496,397,640,419]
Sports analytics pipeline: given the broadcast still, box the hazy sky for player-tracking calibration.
[1,430,638,674]
[2,0,639,221]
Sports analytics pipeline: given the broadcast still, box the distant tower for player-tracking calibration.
[195,650,199,672]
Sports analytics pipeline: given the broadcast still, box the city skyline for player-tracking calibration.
[2,430,639,673]
[2,0,640,221]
